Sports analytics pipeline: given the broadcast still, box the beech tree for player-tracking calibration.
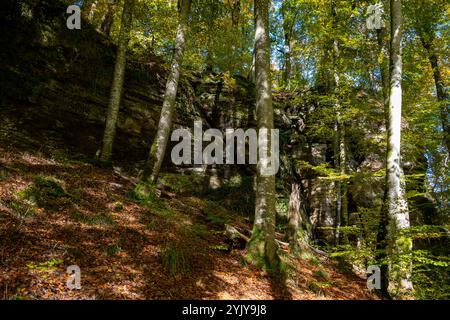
[382,0,413,298]
[246,0,279,270]
[100,0,135,162]
[141,0,192,185]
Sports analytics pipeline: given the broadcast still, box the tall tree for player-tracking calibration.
[87,0,98,22]
[280,0,299,86]
[412,1,450,155]
[372,0,392,297]
[382,0,413,297]
[331,0,347,246]
[100,0,135,162]
[246,0,279,270]
[286,182,302,251]
[100,0,116,36]
[142,0,192,184]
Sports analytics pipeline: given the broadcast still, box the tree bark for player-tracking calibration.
[385,0,413,297]
[100,0,116,36]
[281,1,299,86]
[87,0,98,22]
[331,0,347,246]
[100,0,135,162]
[246,0,280,271]
[420,35,450,155]
[142,0,192,184]
[374,1,391,297]
[286,182,301,251]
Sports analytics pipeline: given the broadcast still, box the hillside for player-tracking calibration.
[1,0,448,301]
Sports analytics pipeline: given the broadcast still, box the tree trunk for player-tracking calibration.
[246,0,280,271]
[331,0,347,246]
[100,0,116,36]
[374,0,391,297]
[385,0,413,298]
[420,36,450,155]
[87,0,98,22]
[286,182,301,251]
[142,0,192,184]
[99,0,135,162]
[281,1,298,86]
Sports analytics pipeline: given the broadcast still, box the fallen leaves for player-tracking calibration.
[0,145,377,300]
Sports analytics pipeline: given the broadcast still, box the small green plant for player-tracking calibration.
[313,268,330,280]
[113,201,124,212]
[129,183,173,218]
[191,224,209,238]
[105,243,122,256]
[161,245,190,276]
[26,259,63,272]
[308,280,331,295]
[203,201,227,226]
[7,199,36,218]
[209,244,229,251]
[308,256,321,266]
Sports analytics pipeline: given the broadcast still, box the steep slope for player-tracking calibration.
[0,143,376,300]
[0,0,379,300]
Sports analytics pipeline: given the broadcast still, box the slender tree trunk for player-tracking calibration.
[281,1,292,86]
[385,0,413,298]
[283,34,292,85]
[100,0,116,36]
[375,7,391,297]
[286,182,301,251]
[205,0,218,73]
[100,0,135,162]
[87,0,98,22]
[420,36,450,154]
[142,0,192,184]
[331,0,347,246]
[281,1,298,86]
[246,0,279,271]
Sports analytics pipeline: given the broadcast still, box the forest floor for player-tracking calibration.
[0,143,378,300]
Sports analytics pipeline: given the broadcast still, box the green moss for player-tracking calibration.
[17,176,70,210]
[128,183,173,218]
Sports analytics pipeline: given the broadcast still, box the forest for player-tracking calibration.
[0,0,448,301]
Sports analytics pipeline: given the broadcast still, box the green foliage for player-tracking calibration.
[313,267,330,281]
[104,243,122,257]
[161,244,190,276]
[308,256,321,266]
[26,259,63,272]
[7,199,36,218]
[203,200,228,226]
[190,224,209,239]
[209,244,229,252]
[159,172,203,194]
[128,183,173,218]
[17,176,70,210]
